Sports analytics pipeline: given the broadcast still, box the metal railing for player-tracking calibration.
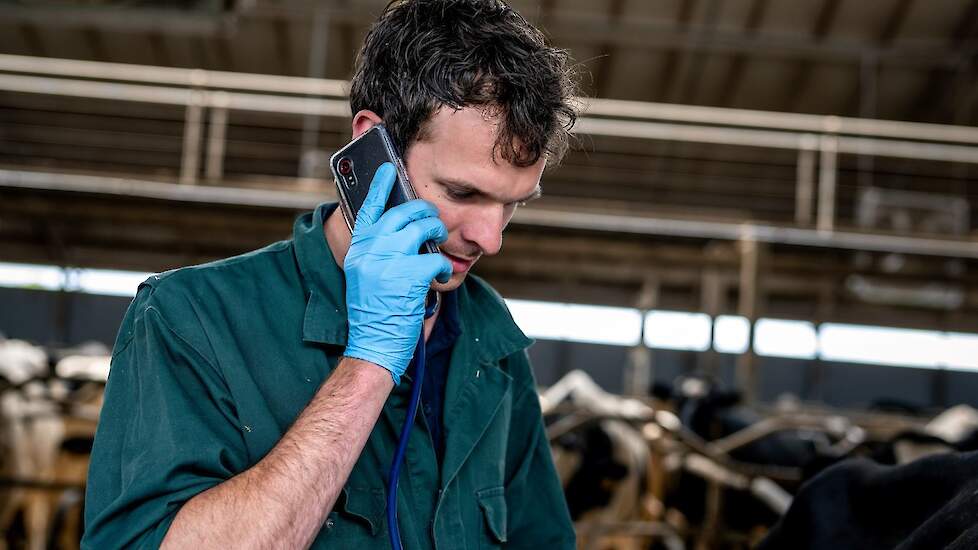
[1,53,977,258]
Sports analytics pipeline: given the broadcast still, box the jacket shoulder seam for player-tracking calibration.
[142,305,223,377]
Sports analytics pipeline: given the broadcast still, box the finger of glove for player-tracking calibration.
[373,199,439,235]
[353,163,396,232]
[393,217,448,254]
[403,253,453,285]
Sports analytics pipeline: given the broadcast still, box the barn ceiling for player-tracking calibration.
[0,0,974,123]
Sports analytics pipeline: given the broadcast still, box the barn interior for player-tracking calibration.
[1,0,977,548]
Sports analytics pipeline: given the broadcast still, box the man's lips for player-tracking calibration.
[443,252,477,273]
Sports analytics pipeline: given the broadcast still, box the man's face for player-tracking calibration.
[402,106,546,292]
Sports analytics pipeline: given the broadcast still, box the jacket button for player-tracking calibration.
[325,518,335,530]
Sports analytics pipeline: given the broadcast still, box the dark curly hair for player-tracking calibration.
[349,0,579,167]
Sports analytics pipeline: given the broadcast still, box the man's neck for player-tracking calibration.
[324,206,353,269]
[323,206,440,341]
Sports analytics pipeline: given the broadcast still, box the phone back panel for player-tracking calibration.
[329,126,416,232]
[330,125,437,255]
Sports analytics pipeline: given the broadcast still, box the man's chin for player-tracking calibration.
[430,271,467,293]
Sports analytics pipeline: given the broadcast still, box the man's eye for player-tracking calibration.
[447,189,475,200]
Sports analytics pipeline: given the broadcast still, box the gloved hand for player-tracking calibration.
[343,162,452,384]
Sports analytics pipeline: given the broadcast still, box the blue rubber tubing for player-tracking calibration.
[387,299,437,550]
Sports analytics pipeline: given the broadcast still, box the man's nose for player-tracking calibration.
[461,205,508,256]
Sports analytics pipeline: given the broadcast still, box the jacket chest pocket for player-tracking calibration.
[477,486,507,548]
[320,487,388,546]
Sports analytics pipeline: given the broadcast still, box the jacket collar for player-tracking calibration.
[454,276,533,365]
[294,202,533,363]
[294,203,348,346]
[437,276,532,491]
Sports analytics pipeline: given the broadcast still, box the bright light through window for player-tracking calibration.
[72,268,152,297]
[940,332,978,372]
[505,299,642,346]
[505,299,568,341]
[755,318,817,359]
[819,323,943,368]
[0,262,151,297]
[714,315,750,354]
[5,260,978,373]
[0,262,64,290]
[564,304,643,346]
[644,310,712,351]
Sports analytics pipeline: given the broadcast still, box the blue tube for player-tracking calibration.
[387,297,438,550]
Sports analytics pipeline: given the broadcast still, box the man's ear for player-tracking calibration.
[351,110,383,139]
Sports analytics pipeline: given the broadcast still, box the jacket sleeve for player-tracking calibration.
[503,350,576,549]
[82,287,249,549]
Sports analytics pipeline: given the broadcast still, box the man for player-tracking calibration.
[83,0,578,548]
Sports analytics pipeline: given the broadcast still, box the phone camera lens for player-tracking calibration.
[338,158,353,176]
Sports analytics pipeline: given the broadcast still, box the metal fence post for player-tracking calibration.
[796,133,818,226]
[206,91,230,182]
[817,124,840,232]
[180,88,206,185]
[736,234,762,403]
[624,277,659,397]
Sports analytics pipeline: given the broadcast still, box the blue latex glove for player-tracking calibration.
[343,163,452,384]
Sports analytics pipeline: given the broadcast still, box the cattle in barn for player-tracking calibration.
[541,371,654,550]
[651,376,858,541]
[0,339,47,387]
[662,377,838,471]
[655,377,978,548]
[541,368,978,550]
[543,372,796,549]
[0,340,106,550]
[758,450,978,550]
[0,339,57,550]
[865,405,978,465]
[44,349,107,549]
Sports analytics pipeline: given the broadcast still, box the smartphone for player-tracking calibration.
[329,124,439,255]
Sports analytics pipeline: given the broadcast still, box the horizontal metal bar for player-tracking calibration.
[513,207,978,259]
[0,74,350,116]
[0,169,332,210]
[3,169,976,259]
[223,92,350,117]
[575,117,804,150]
[2,74,976,165]
[577,118,978,164]
[583,99,978,145]
[836,136,978,164]
[0,74,193,106]
[3,53,976,145]
[0,54,348,97]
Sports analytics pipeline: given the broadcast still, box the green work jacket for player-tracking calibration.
[83,203,575,549]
